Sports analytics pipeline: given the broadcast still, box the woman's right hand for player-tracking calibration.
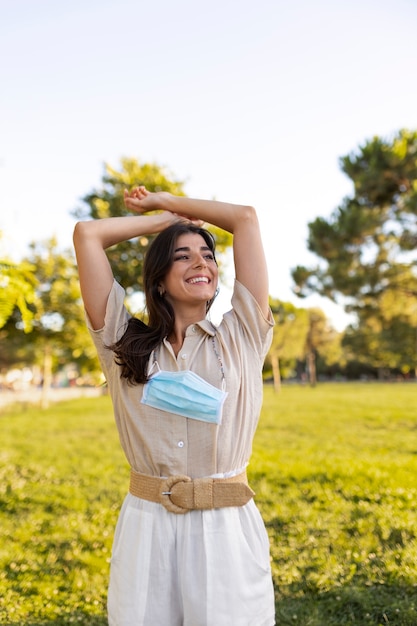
[124,186,204,227]
[124,186,170,214]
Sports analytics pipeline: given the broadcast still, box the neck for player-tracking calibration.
[168,308,206,355]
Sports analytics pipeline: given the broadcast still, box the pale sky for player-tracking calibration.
[1,0,416,328]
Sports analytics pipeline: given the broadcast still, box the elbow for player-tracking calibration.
[231,205,261,238]
[240,204,259,225]
[73,220,89,248]
[72,221,82,250]
[73,220,94,255]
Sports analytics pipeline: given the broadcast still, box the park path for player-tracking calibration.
[0,386,102,409]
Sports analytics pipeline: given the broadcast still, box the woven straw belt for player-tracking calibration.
[129,469,255,514]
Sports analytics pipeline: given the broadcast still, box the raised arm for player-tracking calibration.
[124,189,270,318]
[73,210,181,330]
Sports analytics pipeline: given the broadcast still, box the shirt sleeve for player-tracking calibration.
[222,279,274,361]
[86,279,130,379]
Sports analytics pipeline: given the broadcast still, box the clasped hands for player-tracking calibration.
[124,186,204,227]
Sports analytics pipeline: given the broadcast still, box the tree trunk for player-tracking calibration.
[415,327,417,379]
[307,350,317,387]
[41,345,53,409]
[271,354,281,393]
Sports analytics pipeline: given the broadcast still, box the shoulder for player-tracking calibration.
[216,280,274,359]
[87,280,131,343]
[231,280,274,328]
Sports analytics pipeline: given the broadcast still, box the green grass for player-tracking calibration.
[256,383,417,625]
[1,383,417,625]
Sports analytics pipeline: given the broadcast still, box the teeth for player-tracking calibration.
[188,277,209,284]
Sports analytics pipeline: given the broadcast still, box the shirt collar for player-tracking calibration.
[161,320,216,349]
[194,319,217,336]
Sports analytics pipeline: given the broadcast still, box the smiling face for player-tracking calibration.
[160,232,219,314]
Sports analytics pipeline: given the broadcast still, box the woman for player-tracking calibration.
[73,186,275,625]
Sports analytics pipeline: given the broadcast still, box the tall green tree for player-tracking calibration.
[3,239,101,405]
[0,258,37,333]
[268,299,309,391]
[304,308,344,386]
[72,158,232,292]
[343,315,417,376]
[31,238,103,404]
[0,237,39,373]
[292,129,417,373]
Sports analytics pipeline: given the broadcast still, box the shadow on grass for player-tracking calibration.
[13,587,415,626]
[274,581,417,625]
[3,616,107,626]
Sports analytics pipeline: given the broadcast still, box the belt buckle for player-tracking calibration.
[160,475,192,514]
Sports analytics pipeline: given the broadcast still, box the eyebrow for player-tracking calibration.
[174,245,211,253]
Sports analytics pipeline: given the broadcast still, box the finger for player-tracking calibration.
[132,187,145,199]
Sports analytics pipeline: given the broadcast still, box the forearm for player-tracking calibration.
[73,212,175,250]
[159,195,253,234]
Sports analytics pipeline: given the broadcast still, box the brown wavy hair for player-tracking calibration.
[108,222,218,384]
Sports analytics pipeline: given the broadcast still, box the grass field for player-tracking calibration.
[1,383,416,625]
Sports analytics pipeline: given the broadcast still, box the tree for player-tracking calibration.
[292,129,417,374]
[0,258,37,333]
[268,299,309,391]
[72,158,233,293]
[267,300,343,389]
[343,315,417,377]
[0,244,39,375]
[4,239,101,406]
[1,237,104,400]
[304,308,344,386]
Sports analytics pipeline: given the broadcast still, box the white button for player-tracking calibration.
[181,354,187,360]
[177,441,184,448]
[192,326,197,332]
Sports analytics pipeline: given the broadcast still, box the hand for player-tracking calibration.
[124,186,205,227]
[124,185,160,214]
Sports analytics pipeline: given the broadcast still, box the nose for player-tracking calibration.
[193,254,207,268]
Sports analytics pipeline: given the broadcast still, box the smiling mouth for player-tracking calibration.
[187,277,210,284]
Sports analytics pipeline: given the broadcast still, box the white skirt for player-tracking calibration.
[107,493,275,626]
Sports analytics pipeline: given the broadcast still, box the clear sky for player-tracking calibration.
[1,0,416,328]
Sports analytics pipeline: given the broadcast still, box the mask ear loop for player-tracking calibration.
[148,351,161,377]
[211,335,226,391]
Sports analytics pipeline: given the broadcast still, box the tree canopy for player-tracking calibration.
[0,239,101,397]
[267,299,343,388]
[0,254,37,334]
[292,129,417,373]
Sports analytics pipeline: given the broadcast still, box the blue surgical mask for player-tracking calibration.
[141,367,228,425]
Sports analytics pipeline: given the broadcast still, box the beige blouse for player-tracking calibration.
[88,279,273,479]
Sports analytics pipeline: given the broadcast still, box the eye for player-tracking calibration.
[173,254,189,261]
